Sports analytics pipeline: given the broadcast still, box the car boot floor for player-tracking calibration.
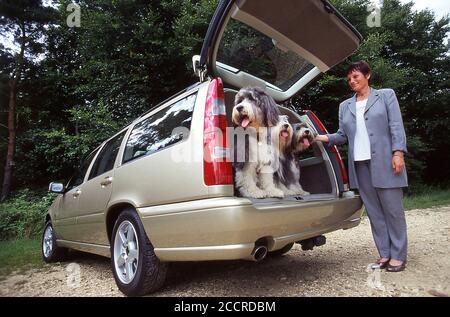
[247,193,336,206]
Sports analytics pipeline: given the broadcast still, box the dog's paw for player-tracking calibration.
[291,185,310,196]
[244,188,267,199]
[283,189,298,196]
[265,188,285,198]
[296,189,310,196]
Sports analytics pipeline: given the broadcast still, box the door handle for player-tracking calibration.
[100,176,113,187]
[73,189,81,198]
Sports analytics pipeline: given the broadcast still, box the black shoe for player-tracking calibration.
[386,261,406,272]
[370,258,390,270]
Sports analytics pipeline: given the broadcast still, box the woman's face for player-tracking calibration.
[347,70,370,93]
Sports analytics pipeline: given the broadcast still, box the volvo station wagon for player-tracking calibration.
[43,0,364,296]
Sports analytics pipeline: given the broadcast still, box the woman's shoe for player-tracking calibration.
[386,261,406,272]
[370,258,390,270]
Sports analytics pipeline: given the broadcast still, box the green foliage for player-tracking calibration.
[15,101,122,185]
[0,189,56,240]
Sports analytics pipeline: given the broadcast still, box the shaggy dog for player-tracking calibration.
[232,87,283,198]
[284,122,315,196]
[272,117,308,196]
[272,115,298,195]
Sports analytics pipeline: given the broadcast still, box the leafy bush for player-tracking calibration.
[0,189,56,240]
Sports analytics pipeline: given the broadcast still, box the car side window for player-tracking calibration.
[89,131,126,180]
[66,149,99,191]
[123,93,196,164]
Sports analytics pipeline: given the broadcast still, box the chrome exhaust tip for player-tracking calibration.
[251,245,268,262]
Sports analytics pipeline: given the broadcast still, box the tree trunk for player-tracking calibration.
[1,79,18,201]
[1,24,25,202]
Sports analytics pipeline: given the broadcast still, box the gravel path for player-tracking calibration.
[1,206,449,297]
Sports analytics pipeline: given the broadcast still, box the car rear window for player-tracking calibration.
[123,93,197,163]
[217,19,315,91]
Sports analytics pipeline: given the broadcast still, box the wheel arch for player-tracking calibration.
[106,202,138,244]
[45,213,51,224]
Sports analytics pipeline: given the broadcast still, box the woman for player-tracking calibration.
[315,60,408,272]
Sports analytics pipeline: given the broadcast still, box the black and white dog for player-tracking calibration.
[274,119,314,196]
[232,87,283,198]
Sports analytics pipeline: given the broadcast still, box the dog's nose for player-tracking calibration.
[305,130,310,135]
[236,105,244,112]
[283,124,289,129]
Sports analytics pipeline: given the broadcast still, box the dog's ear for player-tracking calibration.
[234,89,247,106]
[257,90,280,126]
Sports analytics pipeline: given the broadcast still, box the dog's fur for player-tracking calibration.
[232,87,283,198]
[288,122,315,195]
[273,118,312,196]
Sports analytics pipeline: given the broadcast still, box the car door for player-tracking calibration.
[53,148,100,241]
[74,130,127,245]
[194,0,362,102]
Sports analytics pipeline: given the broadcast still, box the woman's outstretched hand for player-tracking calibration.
[315,135,329,143]
[392,151,405,174]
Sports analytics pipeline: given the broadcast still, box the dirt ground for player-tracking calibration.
[1,206,449,297]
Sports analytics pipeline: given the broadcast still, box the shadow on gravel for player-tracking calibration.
[65,250,110,265]
[61,249,343,295]
[162,252,340,293]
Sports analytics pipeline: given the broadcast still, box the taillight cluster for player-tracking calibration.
[203,78,233,186]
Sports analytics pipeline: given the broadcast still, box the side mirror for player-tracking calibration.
[49,182,65,193]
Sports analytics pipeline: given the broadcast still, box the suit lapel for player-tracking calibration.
[347,87,379,116]
[364,88,380,114]
[348,94,356,117]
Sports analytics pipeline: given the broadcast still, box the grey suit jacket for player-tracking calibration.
[327,87,408,189]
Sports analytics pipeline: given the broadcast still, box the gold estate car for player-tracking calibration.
[43,0,364,296]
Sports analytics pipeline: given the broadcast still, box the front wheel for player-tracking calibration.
[111,208,168,296]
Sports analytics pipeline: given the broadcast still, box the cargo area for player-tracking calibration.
[223,88,340,204]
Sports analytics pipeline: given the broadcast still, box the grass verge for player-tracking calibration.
[404,188,450,210]
[0,239,43,280]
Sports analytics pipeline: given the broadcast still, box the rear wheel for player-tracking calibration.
[111,208,168,296]
[268,243,294,257]
[42,221,67,263]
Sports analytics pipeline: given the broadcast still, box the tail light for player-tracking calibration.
[306,110,349,185]
[203,78,233,186]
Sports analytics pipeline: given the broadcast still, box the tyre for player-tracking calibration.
[111,208,168,296]
[268,242,294,257]
[42,221,68,263]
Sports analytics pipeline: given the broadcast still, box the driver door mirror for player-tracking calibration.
[49,182,65,194]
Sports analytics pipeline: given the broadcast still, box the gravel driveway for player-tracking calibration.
[1,206,449,297]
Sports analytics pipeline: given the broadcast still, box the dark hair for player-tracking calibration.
[347,60,372,77]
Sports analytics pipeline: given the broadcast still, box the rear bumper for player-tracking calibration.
[138,196,363,262]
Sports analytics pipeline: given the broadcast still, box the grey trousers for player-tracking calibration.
[355,160,408,261]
